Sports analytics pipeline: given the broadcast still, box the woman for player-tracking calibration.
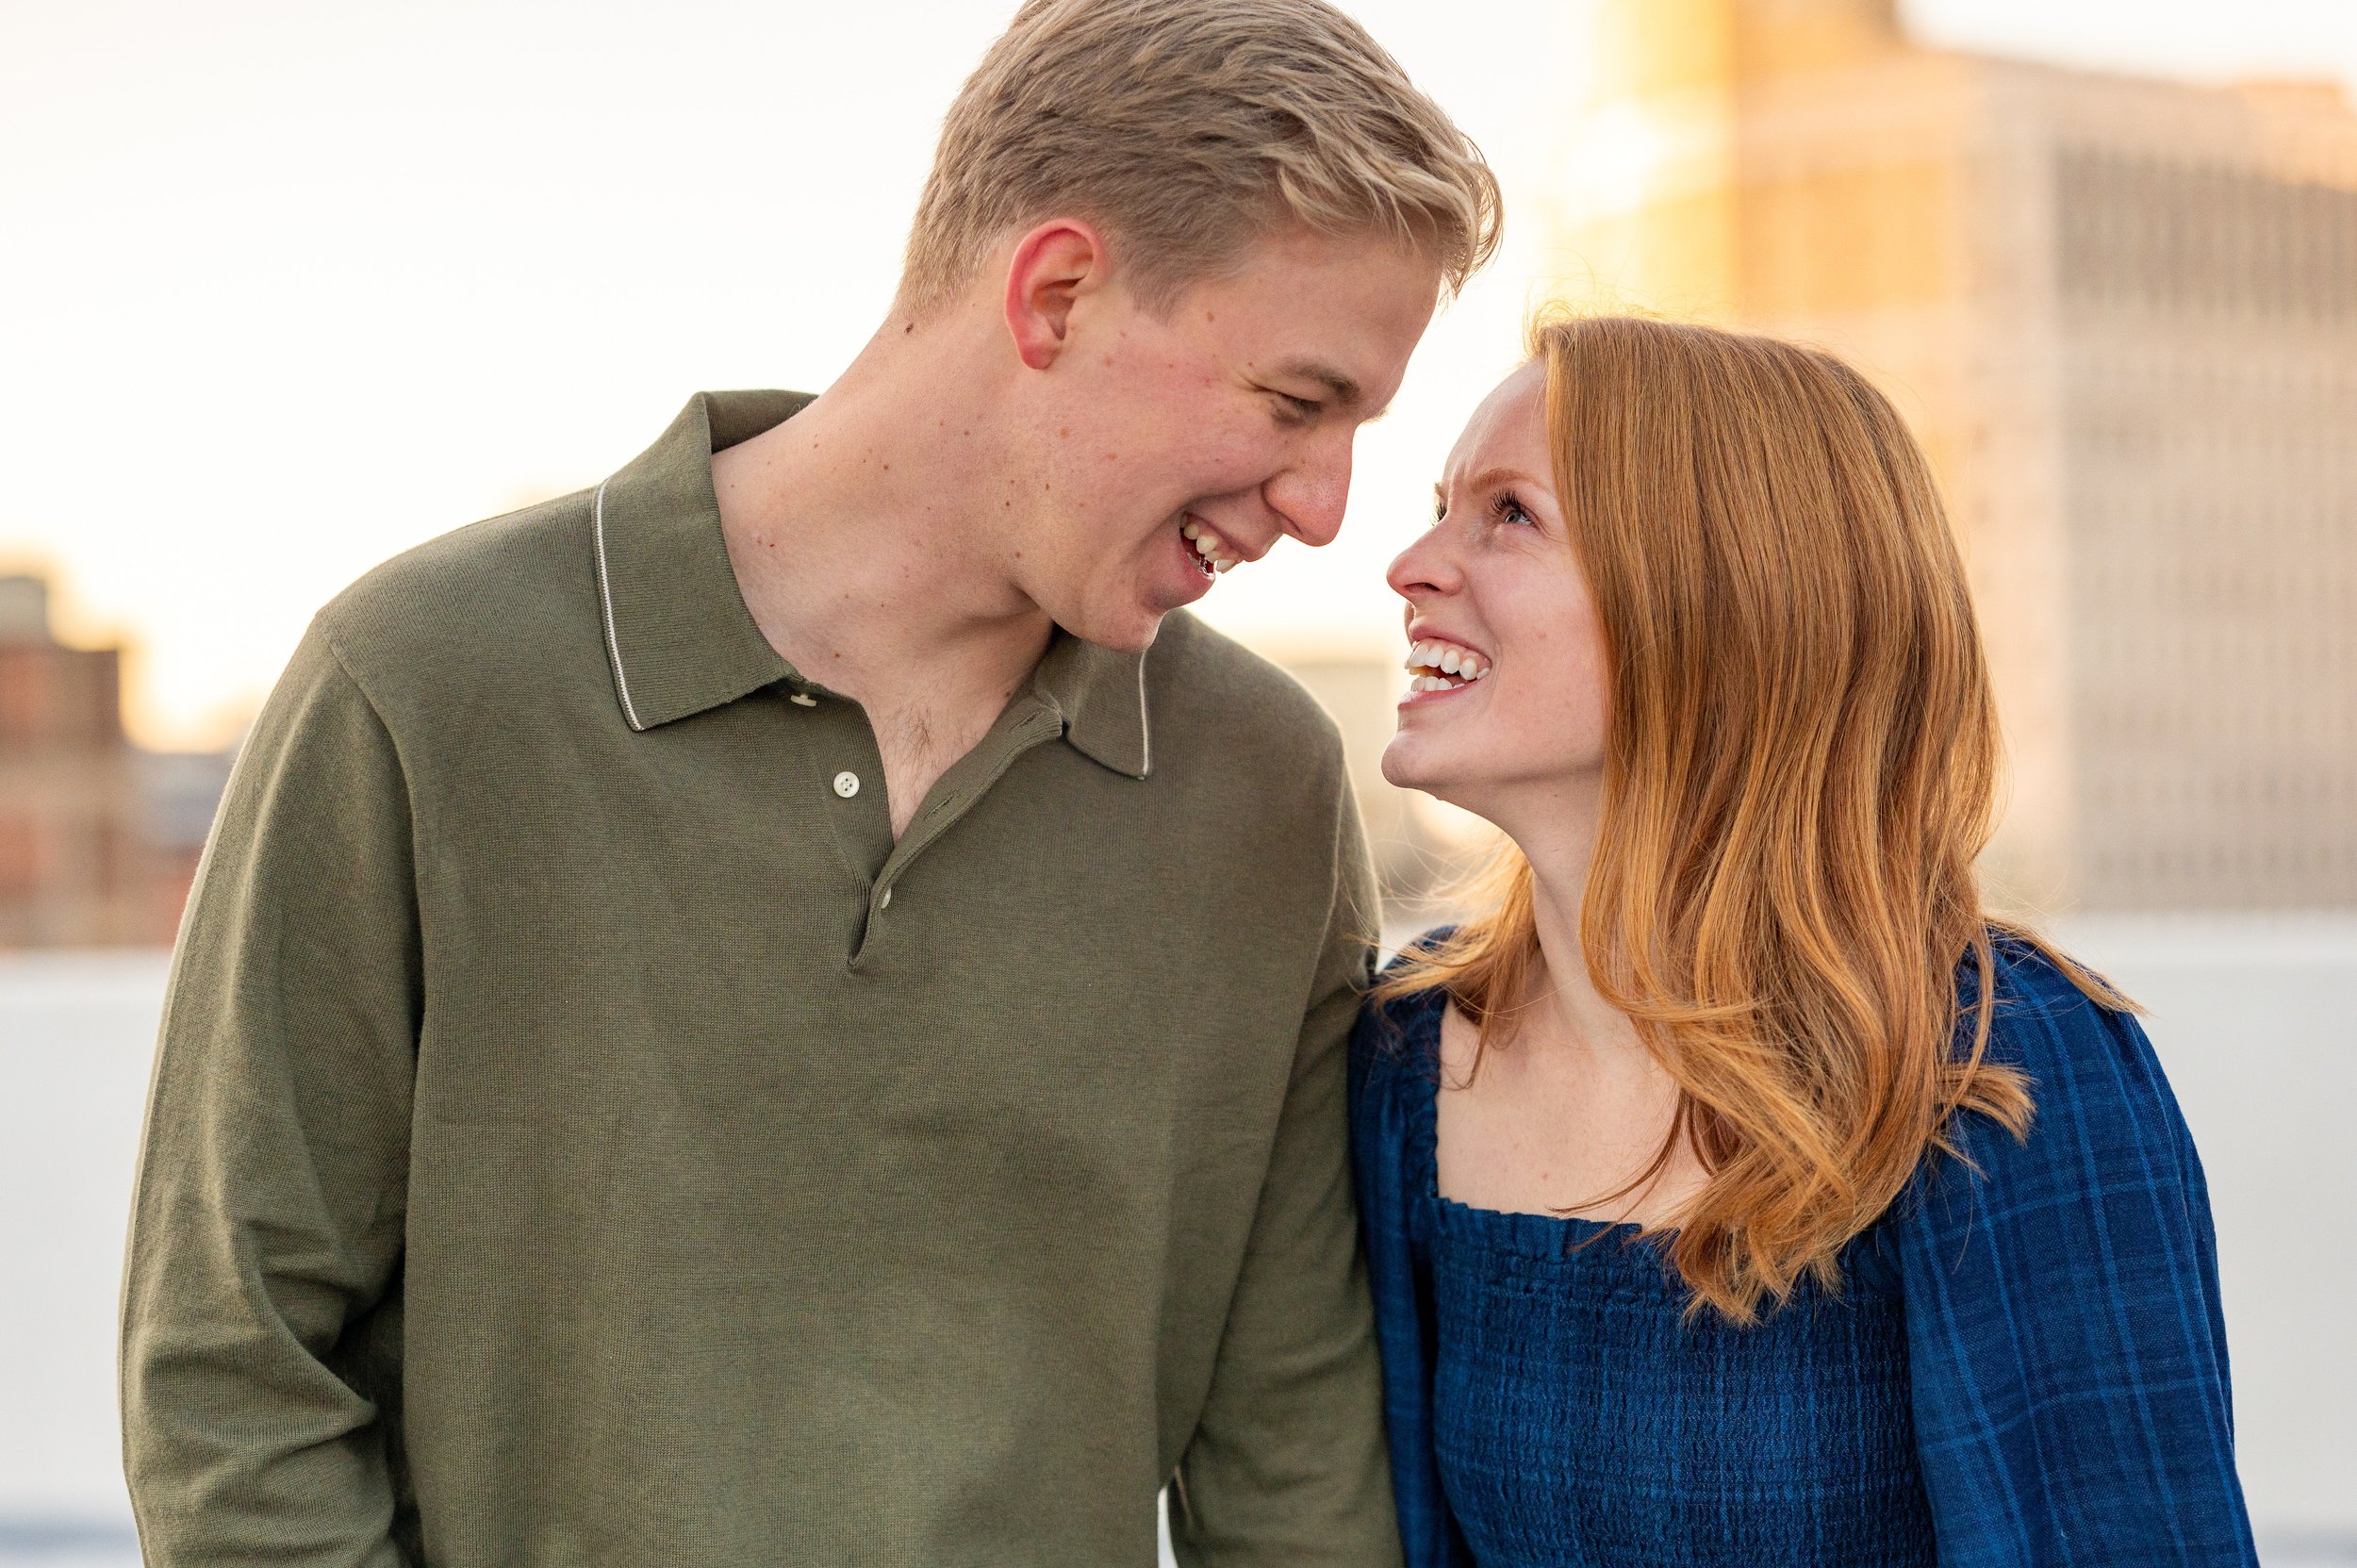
[1350,316,2256,1566]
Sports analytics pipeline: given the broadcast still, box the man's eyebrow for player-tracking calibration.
[1277,357,1365,411]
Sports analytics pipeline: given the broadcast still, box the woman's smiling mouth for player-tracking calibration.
[1404,635,1491,695]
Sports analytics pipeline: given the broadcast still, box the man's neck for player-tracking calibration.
[710,314,1056,831]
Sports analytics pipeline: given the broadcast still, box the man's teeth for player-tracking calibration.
[1182,520,1237,574]
[1405,639,1491,689]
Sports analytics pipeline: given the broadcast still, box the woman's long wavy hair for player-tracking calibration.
[1377,314,2122,1325]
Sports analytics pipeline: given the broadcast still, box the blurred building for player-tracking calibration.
[1548,0,2357,911]
[0,575,230,949]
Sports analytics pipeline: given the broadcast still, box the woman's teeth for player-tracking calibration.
[1182,519,1236,575]
[1406,639,1491,692]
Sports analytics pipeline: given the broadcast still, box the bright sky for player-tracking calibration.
[6,0,2355,749]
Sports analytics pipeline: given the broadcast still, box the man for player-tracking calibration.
[120,1,1500,1562]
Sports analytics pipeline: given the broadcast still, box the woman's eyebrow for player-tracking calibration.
[1464,465,1541,491]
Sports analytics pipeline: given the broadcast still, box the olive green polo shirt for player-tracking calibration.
[120,392,1399,1568]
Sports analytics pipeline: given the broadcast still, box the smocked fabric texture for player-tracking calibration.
[1348,934,2260,1568]
[1419,1056,1936,1565]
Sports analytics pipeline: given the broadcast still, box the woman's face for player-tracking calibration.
[1381,359,1611,821]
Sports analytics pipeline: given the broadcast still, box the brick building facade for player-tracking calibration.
[0,576,225,948]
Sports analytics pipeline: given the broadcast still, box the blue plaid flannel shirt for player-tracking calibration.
[1348,933,2259,1566]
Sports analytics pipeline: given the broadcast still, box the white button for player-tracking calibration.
[832,770,860,799]
[788,693,817,707]
[878,886,893,910]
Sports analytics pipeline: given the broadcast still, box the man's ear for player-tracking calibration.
[1003,220,1109,371]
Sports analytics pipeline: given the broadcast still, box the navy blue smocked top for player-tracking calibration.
[1347,933,2259,1568]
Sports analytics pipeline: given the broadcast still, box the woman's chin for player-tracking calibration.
[1381,734,1459,800]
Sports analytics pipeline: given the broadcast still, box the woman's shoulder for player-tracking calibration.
[1970,929,2144,1081]
[1357,927,1457,1039]
[1981,927,2115,1012]
[1347,928,1454,1110]
[1938,927,2192,1191]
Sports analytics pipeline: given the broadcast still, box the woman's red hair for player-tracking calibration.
[1379,315,2121,1324]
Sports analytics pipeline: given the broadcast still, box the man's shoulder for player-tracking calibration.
[313,488,602,703]
[1146,610,1347,769]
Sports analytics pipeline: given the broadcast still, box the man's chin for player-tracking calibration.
[1078,614,1164,656]
[1054,596,1172,655]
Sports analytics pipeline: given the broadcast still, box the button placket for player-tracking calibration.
[784,697,892,966]
[842,696,1063,970]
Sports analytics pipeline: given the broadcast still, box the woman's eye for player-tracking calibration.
[1490,491,1535,526]
[1275,392,1321,421]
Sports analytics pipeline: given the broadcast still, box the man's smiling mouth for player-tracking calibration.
[1182,516,1239,577]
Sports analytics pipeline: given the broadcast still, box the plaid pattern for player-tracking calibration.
[1349,935,2259,1567]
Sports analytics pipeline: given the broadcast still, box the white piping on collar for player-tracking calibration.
[1133,652,1152,777]
[591,481,645,733]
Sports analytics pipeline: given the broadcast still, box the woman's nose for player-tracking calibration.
[1387,518,1463,602]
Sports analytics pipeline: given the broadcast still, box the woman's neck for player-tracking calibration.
[1490,772,1634,1057]
[1436,770,1701,1226]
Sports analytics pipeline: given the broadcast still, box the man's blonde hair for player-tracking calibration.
[899,0,1503,313]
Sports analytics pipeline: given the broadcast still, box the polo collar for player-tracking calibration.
[1030,628,1152,780]
[593,390,801,732]
[592,390,1152,779]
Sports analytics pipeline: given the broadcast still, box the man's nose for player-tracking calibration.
[1264,431,1354,549]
